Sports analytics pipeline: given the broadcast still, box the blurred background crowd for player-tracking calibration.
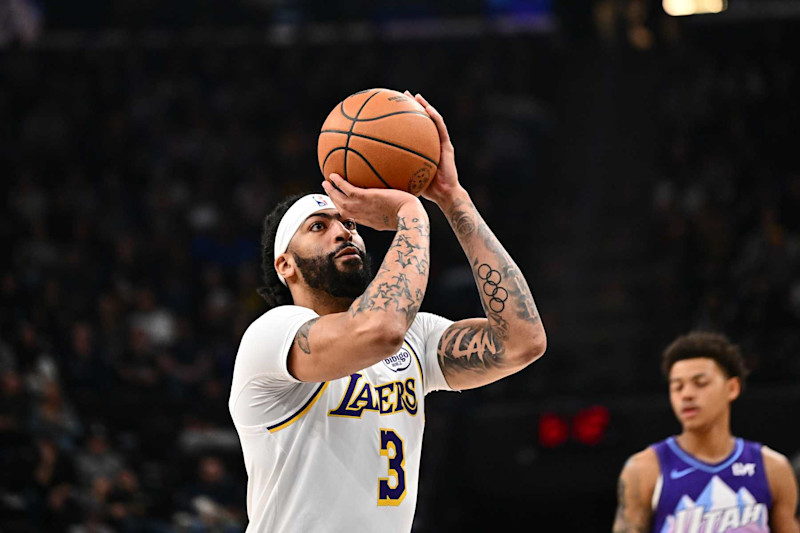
[2,0,799,530]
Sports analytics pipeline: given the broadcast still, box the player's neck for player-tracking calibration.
[291,287,353,315]
[677,416,735,463]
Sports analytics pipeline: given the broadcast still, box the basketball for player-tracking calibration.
[317,88,440,196]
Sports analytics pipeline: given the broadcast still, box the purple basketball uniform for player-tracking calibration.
[651,437,772,533]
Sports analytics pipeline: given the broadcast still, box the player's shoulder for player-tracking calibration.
[761,445,794,476]
[759,445,799,504]
[623,446,660,477]
[245,305,318,334]
[618,447,660,504]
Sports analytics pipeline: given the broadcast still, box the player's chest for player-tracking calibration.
[324,344,423,423]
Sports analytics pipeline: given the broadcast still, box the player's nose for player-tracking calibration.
[332,220,354,242]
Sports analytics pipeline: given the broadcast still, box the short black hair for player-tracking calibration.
[257,193,309,310]
[661,331,749,384]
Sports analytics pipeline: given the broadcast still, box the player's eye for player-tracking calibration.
[343,219,357,230]
[310,221,325,231]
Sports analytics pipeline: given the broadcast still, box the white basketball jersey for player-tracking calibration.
[228,306,454,533]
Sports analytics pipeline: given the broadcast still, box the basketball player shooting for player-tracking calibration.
[612,332,799,533]
[228,92,546,532]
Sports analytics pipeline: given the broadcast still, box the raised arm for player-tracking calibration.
[287,176,430,382]
[410,92,546,390]
[613,448,658,533]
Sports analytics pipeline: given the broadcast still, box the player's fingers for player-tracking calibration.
[322,179,349,208]
[414,93,431,108]
[412,93,451,144]
[423,102,451,145]
[404,90,413,98]
[328,173,360,198]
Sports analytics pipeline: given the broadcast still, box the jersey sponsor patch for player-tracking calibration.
[384,348,412,372]
[731,462,756,477]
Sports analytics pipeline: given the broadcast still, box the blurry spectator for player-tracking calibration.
[157,318,211,398]
[95,293,127,363]
[178,414,239,456]
[106,470,146,529]
[129,287,177,348]
[62,321,113,400]
[115,325,163,390]
[28,380,83,451]
[74,426,126,488]
[14,322,56,387]
[0,370,34,529]
[106,469,173,533]
[0,369,27,445]
[78,475,114,525]
[33,438,83,531]
[178,456,244,529]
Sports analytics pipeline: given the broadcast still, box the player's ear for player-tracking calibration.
[275,253,297,283]
[726,376,741,402]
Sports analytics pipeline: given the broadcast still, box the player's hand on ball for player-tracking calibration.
[322,173,425,232]
[405,91,461,206]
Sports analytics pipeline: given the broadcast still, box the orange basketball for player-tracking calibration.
[317,88,440,196]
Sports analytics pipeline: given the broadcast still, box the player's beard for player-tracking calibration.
[291,246,372,299]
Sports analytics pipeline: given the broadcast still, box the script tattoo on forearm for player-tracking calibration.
[296,317,320,354]
[437,322,507,376]
[350,215,430,326]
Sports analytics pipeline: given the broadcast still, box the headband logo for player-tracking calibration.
[312,195,330,207]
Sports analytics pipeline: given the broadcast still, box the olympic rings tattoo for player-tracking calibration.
[477,264,508,313]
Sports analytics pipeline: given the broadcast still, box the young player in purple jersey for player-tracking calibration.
[613,332,799,533]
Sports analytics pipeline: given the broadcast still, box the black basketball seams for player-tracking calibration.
[321,146,391,189]
[322,89,439,186]
[320,129,439,167]
[342,89,383,181]
[321,146,347,173]
[346,148,393,189]
[339,109,432,122]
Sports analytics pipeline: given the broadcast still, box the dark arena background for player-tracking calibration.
[2,0,800,531]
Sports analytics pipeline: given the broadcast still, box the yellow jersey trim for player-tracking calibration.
[267,381,329,433]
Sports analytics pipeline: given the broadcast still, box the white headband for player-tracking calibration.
[274,194,336,286]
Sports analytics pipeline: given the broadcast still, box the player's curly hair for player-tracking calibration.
[661,331,750,385]
[257,193,308,310]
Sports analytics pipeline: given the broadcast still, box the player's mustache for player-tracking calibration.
[330,243,366,260]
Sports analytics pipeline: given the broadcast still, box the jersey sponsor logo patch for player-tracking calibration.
[670,467,696,479]
[384,348,412,372]
[731,462,756,476]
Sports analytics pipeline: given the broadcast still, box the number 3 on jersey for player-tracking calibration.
[378,428,406,506]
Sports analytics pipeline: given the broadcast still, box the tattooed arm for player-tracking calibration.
[286,174,430,382]
[408,91,546,390]
[612,449,658,533]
